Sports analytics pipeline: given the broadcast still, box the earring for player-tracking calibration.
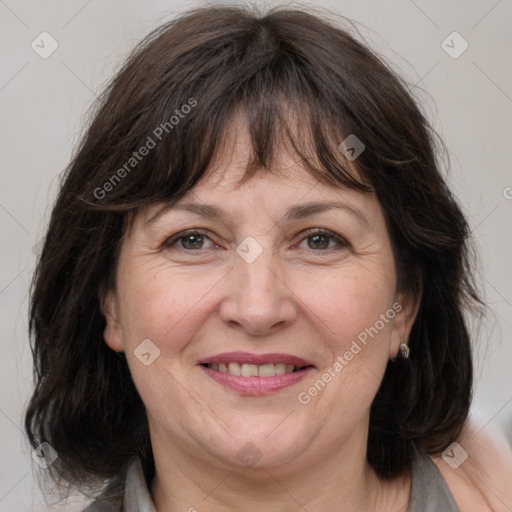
[399,340,410,359]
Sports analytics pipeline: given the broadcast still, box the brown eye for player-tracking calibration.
[162,230,216,250]
[297,229,349,251]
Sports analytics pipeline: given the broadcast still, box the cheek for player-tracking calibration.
[116,264,215,415]
[117,261,222,355]
[292,263,398,408]
[302,267,395,339]
[295,274,397,422]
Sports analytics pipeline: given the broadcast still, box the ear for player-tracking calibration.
[389,289,421,359]
[100,286,124,353]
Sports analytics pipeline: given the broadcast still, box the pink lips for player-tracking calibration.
[198,351,315,396]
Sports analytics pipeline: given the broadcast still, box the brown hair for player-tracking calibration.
[25,3,483,496]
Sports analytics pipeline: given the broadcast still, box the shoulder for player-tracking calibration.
[431,417,512,512]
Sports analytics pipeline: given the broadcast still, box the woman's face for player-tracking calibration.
[103,120,416,474]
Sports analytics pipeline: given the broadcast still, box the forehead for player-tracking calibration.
[141,151,370,231]
[191,112,363,198]
[195,153,321,198]
[137,157,380,238]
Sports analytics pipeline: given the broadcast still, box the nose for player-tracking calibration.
[218,243,297,336]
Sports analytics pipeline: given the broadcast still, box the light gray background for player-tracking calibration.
[1,1,511,510]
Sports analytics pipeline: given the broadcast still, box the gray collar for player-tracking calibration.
[89,447,459,512]
[123,458,157,512]
[407,446,460,511]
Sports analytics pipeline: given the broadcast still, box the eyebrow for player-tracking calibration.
[144,200,371,231]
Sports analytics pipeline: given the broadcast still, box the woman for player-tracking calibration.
[25,4,512,511]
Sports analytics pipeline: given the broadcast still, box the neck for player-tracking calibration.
[149,425,410,512]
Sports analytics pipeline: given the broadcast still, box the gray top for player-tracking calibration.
[82,448,459,512]
[408,447,460,511]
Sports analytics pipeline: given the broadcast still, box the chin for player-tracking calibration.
[208,422,312,471]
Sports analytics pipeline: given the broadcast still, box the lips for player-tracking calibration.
[198,351,315,395]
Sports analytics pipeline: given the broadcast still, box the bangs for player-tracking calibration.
[206,93,373,192]
[84,16,373,215]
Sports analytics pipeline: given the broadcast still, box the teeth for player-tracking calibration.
[275,363,286,375]
[228,362,241,376]
[258,363,275,377]
[241,364,259,377]
[210,362,301,376]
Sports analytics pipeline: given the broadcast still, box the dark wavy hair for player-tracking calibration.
[25,2,483,497]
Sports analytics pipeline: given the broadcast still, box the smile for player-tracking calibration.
[203,362,304,376]
[198,352,315,395]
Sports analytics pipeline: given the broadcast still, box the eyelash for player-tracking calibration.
[161,228,350,253]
